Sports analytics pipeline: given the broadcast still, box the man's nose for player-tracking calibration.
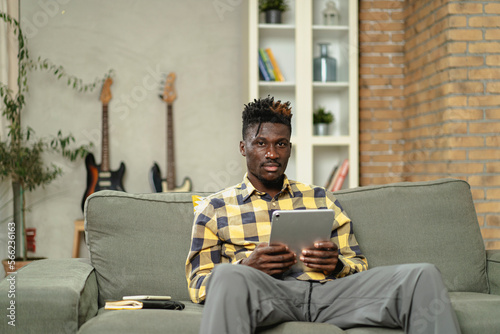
[265,146,278,159]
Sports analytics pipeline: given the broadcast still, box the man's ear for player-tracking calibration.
[240,140,246,156]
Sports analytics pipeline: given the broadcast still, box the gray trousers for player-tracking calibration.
[199,263,461,334]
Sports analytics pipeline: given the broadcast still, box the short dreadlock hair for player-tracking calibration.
[242,96,293,139]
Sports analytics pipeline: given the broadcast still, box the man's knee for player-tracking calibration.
[409,263,442,280]
[209,264,253,293]
[211,263,245,284]
[394,263,440,276]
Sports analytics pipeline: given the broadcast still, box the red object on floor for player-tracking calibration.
[26,228,36,253]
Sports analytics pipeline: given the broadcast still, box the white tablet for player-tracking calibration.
[269,209,335,273]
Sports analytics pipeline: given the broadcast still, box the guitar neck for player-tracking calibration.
[166,103,176,190]
[101,104,110,172]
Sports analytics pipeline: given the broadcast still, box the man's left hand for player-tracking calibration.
[300,241,340,276]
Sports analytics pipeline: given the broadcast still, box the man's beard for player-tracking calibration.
[258,174,285,191]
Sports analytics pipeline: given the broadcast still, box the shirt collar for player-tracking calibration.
[241,173,294,202]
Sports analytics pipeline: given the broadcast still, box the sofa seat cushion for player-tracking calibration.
[257,321,345,333]
[78,302,203,334]
[78,306,347,334]
[450,292,500,334]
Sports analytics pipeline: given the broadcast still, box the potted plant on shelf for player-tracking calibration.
[0,12,106,273]
[313,106,334,136]
[259,0,289,24]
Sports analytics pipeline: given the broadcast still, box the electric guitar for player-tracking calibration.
[81,77,126,210]
[149,72,192,192]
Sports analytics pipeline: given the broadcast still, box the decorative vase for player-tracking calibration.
[314,123,330,136]
[265,10,282,24]
[313,43,337,82]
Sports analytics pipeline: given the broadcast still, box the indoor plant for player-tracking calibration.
[259,0,289,24]
[313,106,334,136]
[0,12,107,269]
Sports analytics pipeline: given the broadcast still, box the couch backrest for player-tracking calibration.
[85,179,488,306]
[335,178,488,293]
[85,191,212,306]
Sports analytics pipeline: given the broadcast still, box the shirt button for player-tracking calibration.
[272,202,276,207]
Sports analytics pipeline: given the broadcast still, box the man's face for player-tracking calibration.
[240,122,292,192]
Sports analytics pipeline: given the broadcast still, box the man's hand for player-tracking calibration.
[241,243,296,276]
[300,241,340,276]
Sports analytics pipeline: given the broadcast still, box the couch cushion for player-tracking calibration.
[334,179,488,293]
[78,308,348,334]
[450,292,500,334]
[85,191,212,306]
[78,304,203,334]
[257,321,345,333]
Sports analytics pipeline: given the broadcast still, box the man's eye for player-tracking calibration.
[277,142,287,147]
[257,141,265,146]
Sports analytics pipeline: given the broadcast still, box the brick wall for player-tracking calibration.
[360,0,500,249]
[360,0,406,185]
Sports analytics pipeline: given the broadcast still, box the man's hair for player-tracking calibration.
[242,96,293,139]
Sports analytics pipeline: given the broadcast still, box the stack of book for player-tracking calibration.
[324,159,349,192]
[26,228,36,252]
[258,48,285,82]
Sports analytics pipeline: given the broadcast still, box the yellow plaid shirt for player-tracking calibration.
[185,174,368,304]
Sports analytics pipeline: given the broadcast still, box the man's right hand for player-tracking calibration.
[241,243,296,276]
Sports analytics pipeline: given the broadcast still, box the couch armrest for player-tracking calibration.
[487,249,500,295]
[0,258,98,333]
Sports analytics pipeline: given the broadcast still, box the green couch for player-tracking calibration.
[1,178,500,333]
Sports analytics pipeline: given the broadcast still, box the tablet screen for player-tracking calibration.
[269,209,334,273]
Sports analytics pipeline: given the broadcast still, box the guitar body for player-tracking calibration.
[149,162,192,193]
[81,153,126,210]
[81,77,127,211]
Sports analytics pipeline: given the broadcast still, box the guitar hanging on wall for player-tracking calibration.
[81,77,126,210]
[149,72,192,192]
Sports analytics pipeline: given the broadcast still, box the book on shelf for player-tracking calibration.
[258,48,275,81]
[265,48,285,81]
[324,165,338,189]
[258,52,271,81]
[327,164,341,191]
[330,159,349,192]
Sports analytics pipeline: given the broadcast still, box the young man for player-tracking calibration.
[185,97,461,334]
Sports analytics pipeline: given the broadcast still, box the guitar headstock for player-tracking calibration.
[100,77,113,105]
[160,72,177,104]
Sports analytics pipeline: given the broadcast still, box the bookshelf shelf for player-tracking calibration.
[312,25,349,30]
[259,24,295,30]
[247,0,358,190]
[313,82,349,91]
[311,136,351,146]
[292,136,351,146]
[259,81,295,88]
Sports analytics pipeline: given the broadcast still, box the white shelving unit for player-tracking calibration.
[247,0,358,189]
